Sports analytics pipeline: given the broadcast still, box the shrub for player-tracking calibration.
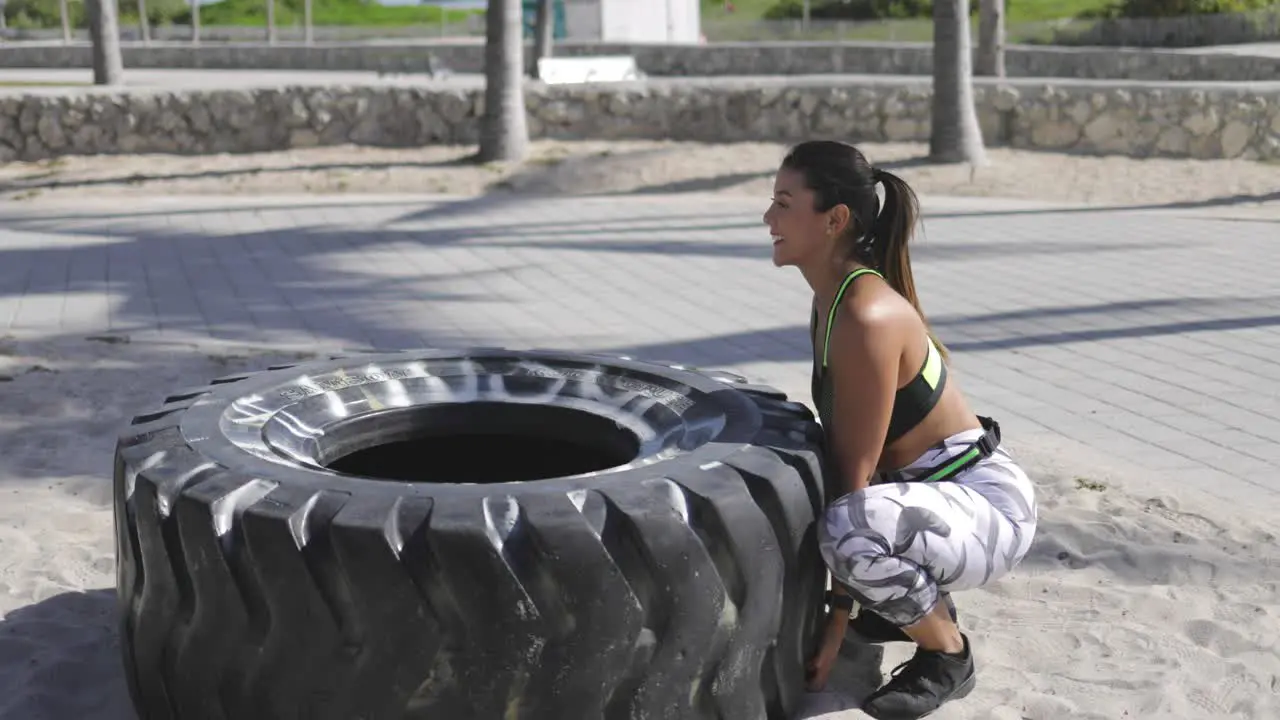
[2,0,85,28]
[3,0,191,28]
[1060,0,1279,45]
[763,0,804,19]
[764,0,935,21]
[1080,0,1275,19]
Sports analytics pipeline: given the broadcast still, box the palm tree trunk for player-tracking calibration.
[530,0,553,78]
[87,0,124,85]
[137,0,151,45]
[190,0,201,44]
[929,0,986,164]
[478,0,529,163]
[59,0,71,43]
[976,0,1005,77]
[266,0,276,44]
[304,0,313,45]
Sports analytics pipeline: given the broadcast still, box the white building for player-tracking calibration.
[562,0,701,43]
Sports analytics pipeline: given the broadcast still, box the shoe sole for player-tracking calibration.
[916,671,977,719]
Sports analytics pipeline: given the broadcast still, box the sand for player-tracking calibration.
[1,140,1278,719]
[1,332,1277,720]
[1,139,1278,212]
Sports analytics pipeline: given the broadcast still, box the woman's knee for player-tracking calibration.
[817,488,899,576]
[818,488,953,627]
[818,486,945,592]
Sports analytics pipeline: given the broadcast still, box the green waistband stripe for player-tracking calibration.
[923,447,980,482]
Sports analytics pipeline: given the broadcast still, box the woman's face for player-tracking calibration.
[763,167,834,269]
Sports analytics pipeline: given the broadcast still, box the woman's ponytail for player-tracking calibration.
[871,168,948,360]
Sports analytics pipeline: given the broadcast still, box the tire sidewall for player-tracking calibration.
[177,348,766,499]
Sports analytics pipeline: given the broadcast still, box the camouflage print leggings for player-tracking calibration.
[818,428,1039,627]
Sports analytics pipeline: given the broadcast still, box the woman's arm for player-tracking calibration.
[826,302,901,495]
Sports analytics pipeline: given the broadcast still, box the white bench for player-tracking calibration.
[537,55,645,85]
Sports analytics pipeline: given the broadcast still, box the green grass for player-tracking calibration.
[1003,0,1114,22]
[1075,476,1108,492]
[0,80,91,86]
[699,0,1119,42]
[192,0,477,27]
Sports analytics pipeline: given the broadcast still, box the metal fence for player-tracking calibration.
[0,21,486,44]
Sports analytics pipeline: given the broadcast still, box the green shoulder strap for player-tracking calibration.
[822,268,884,368]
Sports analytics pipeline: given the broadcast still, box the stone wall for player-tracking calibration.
[2,77,1277,163]
[3,40,1280,82]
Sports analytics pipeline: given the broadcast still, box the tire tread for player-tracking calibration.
[115,363,829,720]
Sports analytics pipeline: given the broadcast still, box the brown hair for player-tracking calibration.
[780,140,947,359]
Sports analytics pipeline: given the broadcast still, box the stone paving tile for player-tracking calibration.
[0,193,1277,509]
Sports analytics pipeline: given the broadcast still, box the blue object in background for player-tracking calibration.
[522,0,567,40]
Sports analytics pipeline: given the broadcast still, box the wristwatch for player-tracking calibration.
[824,590,855,612]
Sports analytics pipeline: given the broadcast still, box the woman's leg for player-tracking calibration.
[848,591,957,644]
[819,464,1037,719]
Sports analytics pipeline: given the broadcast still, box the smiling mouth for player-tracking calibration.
[772,235,783,245]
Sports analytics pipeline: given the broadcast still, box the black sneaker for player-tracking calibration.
[860,633,977,720]
[849,594,959,644]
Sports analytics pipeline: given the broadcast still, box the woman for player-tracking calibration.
[763,140,1038,720]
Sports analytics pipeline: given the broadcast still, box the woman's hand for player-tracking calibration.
[806,609,849,691]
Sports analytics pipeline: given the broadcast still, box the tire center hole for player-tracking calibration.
[321,402,643,484]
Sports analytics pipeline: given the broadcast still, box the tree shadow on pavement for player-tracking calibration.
[927,189,1280,219]
[599,293,1280,367]
[0,157,489,195]
[0,198,1199,364]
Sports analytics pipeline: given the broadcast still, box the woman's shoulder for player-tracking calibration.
[838,275,915,332]
[828,290,908,360]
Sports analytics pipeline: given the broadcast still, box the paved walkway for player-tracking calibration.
[1,192,1276,508]
[8,68,1279,93]
[1177,41,1280,57]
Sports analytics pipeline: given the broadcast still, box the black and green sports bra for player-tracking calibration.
[809,267,948,446]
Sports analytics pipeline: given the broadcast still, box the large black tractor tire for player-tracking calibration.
[114,348,833,720]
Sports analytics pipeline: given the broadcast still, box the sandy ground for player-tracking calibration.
[1,141,1278,718]
[1,139,1278,210]
[1,334,1278,720]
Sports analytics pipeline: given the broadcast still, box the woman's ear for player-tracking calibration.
[827,204,852,236]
